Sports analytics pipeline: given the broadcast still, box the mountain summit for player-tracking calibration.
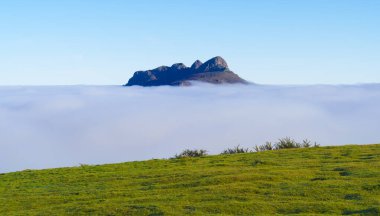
[125,56,248,86]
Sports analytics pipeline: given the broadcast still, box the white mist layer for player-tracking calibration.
[1,84,380,173]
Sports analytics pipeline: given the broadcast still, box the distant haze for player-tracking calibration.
[1,84,380,173]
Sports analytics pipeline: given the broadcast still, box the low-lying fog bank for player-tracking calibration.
[1,83,380,173]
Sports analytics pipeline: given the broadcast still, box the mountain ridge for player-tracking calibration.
[125,56,248,86]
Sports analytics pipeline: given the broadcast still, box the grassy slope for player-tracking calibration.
[0,144,379,215]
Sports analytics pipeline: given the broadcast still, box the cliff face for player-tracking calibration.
[125,56,248,86]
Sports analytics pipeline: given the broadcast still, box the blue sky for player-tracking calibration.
[0,0,379,85]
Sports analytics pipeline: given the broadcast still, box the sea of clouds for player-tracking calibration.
[1,83,380,173]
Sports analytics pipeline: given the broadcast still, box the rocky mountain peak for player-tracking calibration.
[171,63,187,70]
[197,56,229,73]
[191,60,203,70]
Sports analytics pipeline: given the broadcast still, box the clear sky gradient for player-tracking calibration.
[0,0,379,85]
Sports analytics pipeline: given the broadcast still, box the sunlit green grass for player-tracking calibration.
[1,144,379,215]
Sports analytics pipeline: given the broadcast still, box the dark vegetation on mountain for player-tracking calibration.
[1,144,379,215]
[125,56,248,86]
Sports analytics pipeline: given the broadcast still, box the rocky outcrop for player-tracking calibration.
[125,56,248,86]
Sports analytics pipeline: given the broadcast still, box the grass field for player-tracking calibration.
[0,144,379,215]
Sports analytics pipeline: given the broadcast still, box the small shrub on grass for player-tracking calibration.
[302,139,311,147]
[276,137,301,149]
[174,149,208,159]
[254,137,320,152]
[221,145,250,154]
[254,142,274,152]
[302,139,320,148]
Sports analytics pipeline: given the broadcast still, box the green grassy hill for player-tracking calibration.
[1,144,379,215]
